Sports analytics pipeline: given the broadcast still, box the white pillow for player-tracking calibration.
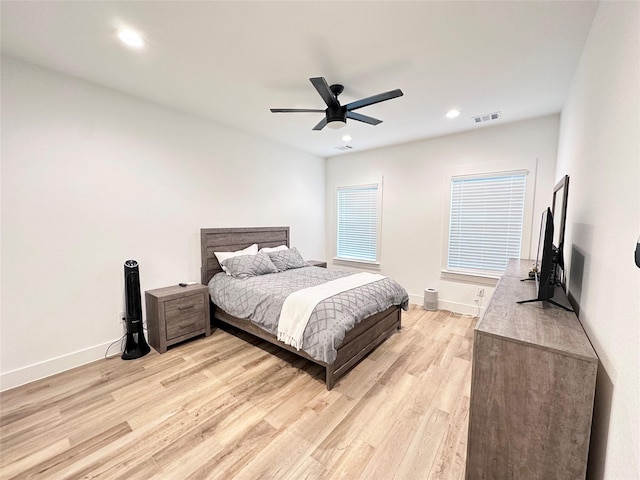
[259,245,289,253]
[215,244,258,274]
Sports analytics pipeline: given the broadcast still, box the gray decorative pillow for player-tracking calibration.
[267,247,307,271]
[221,252,278,279]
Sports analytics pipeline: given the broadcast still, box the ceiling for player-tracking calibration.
[1,1,599,158]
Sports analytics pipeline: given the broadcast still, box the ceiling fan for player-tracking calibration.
[270,77,403,130]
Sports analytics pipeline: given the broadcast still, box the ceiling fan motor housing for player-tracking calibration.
[327,106,347,123]
[327,84,346,125]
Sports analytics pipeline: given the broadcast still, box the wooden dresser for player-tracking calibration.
[466,259,598,480]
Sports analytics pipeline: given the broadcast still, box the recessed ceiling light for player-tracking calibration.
[118,29,145,49]
[446,109,461,119]
[342,134,352,142]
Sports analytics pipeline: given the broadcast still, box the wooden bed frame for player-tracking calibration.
[200,226,402,389]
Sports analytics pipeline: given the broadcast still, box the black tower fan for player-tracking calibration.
[122,260,150,360]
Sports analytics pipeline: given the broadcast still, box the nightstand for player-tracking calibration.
[307,260,327,268]
[145,284,211,353]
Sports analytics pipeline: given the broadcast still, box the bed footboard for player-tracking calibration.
[326,305,402,389]
[213,304,402,390]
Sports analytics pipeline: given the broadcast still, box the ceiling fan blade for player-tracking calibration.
[270,108,325,113]
[346,111,382,126]
[310,77,340,109]
[312,117,328,131]
[345,89,404,111]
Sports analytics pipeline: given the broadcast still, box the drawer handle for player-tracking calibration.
[178,305,195,310]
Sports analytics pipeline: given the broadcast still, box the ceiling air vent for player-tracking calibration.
[472,111,501,124]
[334,145,353,151]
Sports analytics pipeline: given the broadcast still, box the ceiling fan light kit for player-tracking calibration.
[327,119,346,129]
[271,77,403,131]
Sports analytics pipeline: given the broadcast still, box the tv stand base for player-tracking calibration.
[516,297,574,312]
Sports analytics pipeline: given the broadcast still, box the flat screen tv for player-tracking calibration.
[517,207,572,311]
[552,175,570,290]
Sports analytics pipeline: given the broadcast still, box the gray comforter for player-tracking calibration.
[208,266,409,363]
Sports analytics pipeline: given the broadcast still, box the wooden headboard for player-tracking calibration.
[200,227,290,285]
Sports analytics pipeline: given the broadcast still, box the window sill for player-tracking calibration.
[333,258,381,270]
[440,269,500,286]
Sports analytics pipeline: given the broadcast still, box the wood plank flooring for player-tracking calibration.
[0,306,475,479]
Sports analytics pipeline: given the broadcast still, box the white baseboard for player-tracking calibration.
[0,339,123,392]
[437,299,484,317]
[408,294,484,317]
[408,293,428,306]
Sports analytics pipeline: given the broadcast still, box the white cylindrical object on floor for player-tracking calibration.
[424,288,438,311]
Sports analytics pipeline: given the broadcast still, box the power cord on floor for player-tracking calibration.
[451,294,482,319]
[104,334,126,359]
[473,295,482,318]
[104,315,149,359]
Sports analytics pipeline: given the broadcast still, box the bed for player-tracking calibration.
[200,226,408,389]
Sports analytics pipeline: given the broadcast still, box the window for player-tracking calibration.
[447,172,527,273]
[336,184,381,264]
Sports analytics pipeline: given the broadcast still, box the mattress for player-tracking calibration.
[208,266,409,363]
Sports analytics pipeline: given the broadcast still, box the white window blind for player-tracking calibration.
[336,184,380,263]
[448,173,526,272]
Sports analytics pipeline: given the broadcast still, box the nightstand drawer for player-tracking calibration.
[165,295,205,340]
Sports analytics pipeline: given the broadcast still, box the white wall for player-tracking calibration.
[555,2,640,479]
[0,57,326,390]
[326,115,560,314]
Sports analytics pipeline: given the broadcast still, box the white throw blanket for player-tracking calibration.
[277,272,387,350]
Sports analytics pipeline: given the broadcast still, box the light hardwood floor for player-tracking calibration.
[0,306,475,479]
